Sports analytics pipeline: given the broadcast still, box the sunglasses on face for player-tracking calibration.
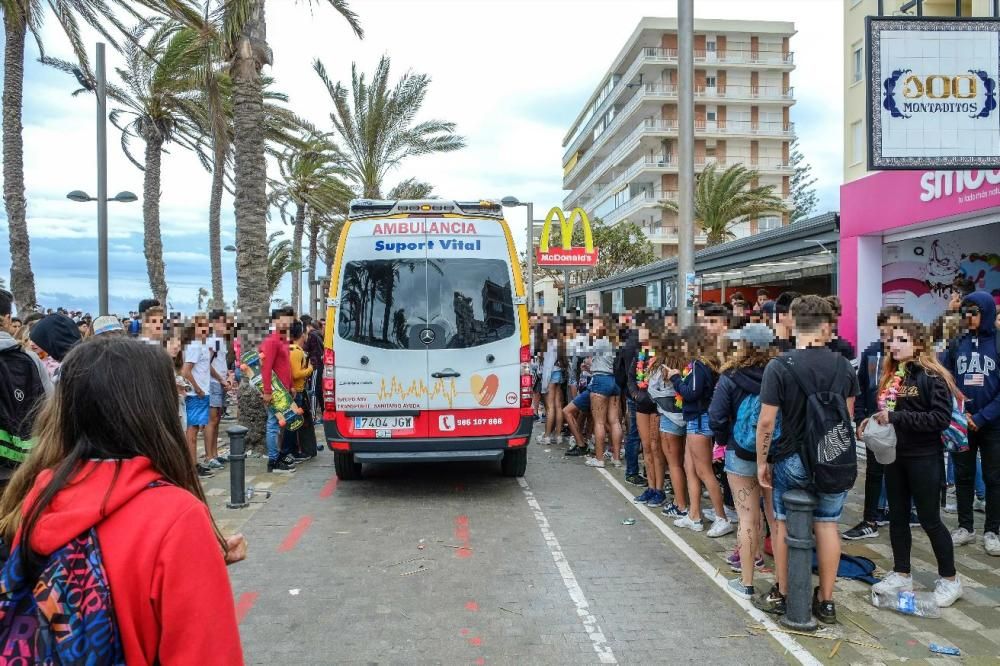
[960,306,981,317]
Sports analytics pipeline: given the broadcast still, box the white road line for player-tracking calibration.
[596,468,822,666]
[517,477,617,665]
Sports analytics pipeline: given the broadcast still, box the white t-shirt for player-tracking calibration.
[206,335,228,382]
[183,339,212,395]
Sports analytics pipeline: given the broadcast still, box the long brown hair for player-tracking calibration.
[721,341,778,373]
[683,326,721,373]
[879,317,962,400]
[1,337,225,565]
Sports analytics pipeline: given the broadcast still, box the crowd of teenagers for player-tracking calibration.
[0,289,330,663]
[530,287,1000,622]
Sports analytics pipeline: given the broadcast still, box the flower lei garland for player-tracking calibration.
[674,362,694,409]
[877,364,907,412]
[636,350,651,389]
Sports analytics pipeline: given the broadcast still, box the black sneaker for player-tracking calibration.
[625,473,648,487]
[874,509,890,526]
[196,464,214,478]
[909,511,921,527]
[267,460,296,474]
[292,453,311,462]
[281,454,298,466]
[812,586,837,624]
[752,583,786,615]
[564,447,586,457]
[842,520,879,540]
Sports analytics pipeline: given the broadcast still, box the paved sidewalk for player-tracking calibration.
[581,440,1000,664]
[196,420,319,538]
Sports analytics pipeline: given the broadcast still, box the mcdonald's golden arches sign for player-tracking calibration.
[536,207,599,267]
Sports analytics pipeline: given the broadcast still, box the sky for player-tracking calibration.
[0,0,844,315]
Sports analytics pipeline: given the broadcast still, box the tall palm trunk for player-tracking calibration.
[3,13,36,312]
[142,132,168,305]
[230,0,270,330]
[208,152,225,310]
[306,214,319,317]
[229,0,271,451]
[290,202,305,314]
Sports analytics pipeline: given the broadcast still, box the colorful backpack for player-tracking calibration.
[0,528,125,664]
[942,395,970,454]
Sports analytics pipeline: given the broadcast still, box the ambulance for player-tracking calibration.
[321,199,533,480]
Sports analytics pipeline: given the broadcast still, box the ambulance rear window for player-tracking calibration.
[337,258,515,350]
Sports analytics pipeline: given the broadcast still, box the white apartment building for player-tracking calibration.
[562,17,796,259]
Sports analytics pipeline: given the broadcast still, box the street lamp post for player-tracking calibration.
[66,190,137,315]
[501,197,534,312]
[677,0,696,328]
[298,267,312,317]
[66,43,137,316]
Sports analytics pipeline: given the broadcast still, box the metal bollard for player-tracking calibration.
[781,488,818,632]
[226,425,249,509]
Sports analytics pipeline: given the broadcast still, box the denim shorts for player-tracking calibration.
[589,374,620,397]
[548,370,564,388]
[771,452,847,523]
[724,449,757,478]
[209,380,225,409]
[572,390,591,412]
[685,412,712,437]
[659,412,686,436]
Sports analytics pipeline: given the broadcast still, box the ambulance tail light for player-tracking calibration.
[519,345,533,417]
[323,349,336,420]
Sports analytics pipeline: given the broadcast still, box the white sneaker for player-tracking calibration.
[934,577,963,607]
[611,458,623,469]
[951,527,976,546]
[725,506,739,523]
[943,503,958,514]
[585,458,605,468]
[984,531,1000,556]
[707,517,734,538]
[974,498,986,513]
[702,508,718,522]
[872,571,913,596]
[603,450,612,460]
[674,515,704,532]
[537,435,550,445]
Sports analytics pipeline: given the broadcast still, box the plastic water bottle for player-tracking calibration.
[871,589,941,618]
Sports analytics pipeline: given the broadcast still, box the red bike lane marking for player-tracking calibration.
[235,591,259,624]
[319,475,338,498]
[454,515,472,558]
[465,600,479,612]
[278,516,313,552]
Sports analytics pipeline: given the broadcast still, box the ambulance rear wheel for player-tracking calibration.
[501,448,527,478]
[334,451,363,480]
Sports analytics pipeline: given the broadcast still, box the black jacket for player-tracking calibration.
[855,340,885,424]
[827,336,856,361]
[614,330,638,393]
[709,365,766,461]
[887,364,952,458]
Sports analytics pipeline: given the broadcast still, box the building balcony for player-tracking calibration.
[562,44,794,165]
[563,84,794,189]
[645,225,709,245]
[571,153,794,212]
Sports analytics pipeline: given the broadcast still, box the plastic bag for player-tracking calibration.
[863,418,897,465]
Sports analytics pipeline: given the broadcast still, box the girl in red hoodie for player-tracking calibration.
[0,336,244,665]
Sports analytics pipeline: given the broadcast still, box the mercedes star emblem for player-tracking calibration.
[420,328,436,345]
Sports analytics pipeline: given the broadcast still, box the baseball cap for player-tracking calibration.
[725,323,775,350]
[93,314,125,336]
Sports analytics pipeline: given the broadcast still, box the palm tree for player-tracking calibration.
[266,231,301,302]
[197,286,208,310]
[660,163,788,246]
[313,55,465,198]
[222,0,362,331]
[270,134,352,313]
[2,0,147,312]
[387,178,435,200]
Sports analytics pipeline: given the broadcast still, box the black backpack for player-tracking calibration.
[782,351,858,494]
[0,345,46,468]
